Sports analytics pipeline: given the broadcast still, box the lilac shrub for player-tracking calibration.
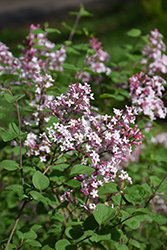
[76,37,111,83]
[24,81,144,210]
[129,72,167,120]
[141,28,167,75]
[1,11,167,249]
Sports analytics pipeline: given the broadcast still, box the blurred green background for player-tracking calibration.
[0,0,167,62]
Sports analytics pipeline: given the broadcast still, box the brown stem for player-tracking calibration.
[4,201,28,250]
[144,174,167,208]
[43,152,64,175]
[68,7,81,42]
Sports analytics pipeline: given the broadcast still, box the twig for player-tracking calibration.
[144,174,167,209]
[43,152,64,175]
[4,201,28,250]
[68,7,81,41]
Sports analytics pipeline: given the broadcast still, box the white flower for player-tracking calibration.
[90,189,99,198]
[89,203,96,210]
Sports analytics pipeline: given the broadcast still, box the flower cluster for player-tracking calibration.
[19,24,66,84]
[151,132,167,148]
[151,193,167,214]
[24,82,144,210]
[24,69,54,127]
[141,28,167,75]
[76,37,111,83]
[0,42,20,76]
[129,72,167,120]
[0,24,66,86]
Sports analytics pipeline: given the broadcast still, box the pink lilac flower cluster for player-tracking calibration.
[0,24,66,86]
[0,42,20,76]
[19,24,66,84]
[151,132,167,148]
[129,72,167,120]
[24,69,54,127]
[24,82,144,210]
[76,37,111,83]
[141,28,167,75]
[151,193,167,214]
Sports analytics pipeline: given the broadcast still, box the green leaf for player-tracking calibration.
[124,185,146,205]
[142,183,152,194]
[65,179,81,188]
[99,182,118,195]
[33,44,46,50]
[50,213,65,222]
[93,204,115,225]
[150,176,161,187]
[42,245,53,250]
[0,73,18,82]
[31,224,42,232]
[4,93,14,103]
[23,230,37,240]
[31,28,44,34]
[25,239,42,247]
[126,53,141,62]
[5,184,23,191]
[100,93,124,101]
[69,11,79,16]
[150,153,167,163]
[124,217,140,229]
[134,208,148,216]
[148,213,167,225]
[115,242,129,250]
[13,94,25,102]
[5,244,16,250]
[141,35,150,43]
[73,44,89,51]
[160,226,167,233]
[65,225,84,239]
[70,164,94,177]
[116,88,129,97]
[90,228,111,242]
[30,191,46,203]
[9,122,19,135]
[66,47,80,55]
[63,63,80,72]
[0,131,17,141]
[129,239,140,248]
[51,163,69,171]
[12,146,26,156]
[45,28,61,34]
[55,239,71,250]
[87,49,96,56]
[3,93,25,103]
[0,160,18,171]
[80,9,93,17]
[127,28,141,37]
[62,22,73,31]
[30,191,56,207]
[0,113,5,119]
[32,171,50,190]
[63,40,73,46]
[83,215,99,230]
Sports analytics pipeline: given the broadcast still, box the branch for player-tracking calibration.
[68,6,82,41]
[144,174,167,208]
[4,201,28,250]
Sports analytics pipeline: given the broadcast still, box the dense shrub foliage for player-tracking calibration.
[0,7,167,250]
